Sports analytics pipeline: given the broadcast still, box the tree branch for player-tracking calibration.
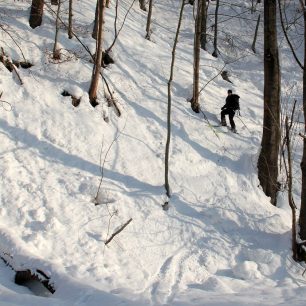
[105,218,132,245]
[278,0,304,70]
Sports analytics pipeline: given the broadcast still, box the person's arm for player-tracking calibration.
[221,97,228,110]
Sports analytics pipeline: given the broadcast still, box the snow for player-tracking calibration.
[0,0,306,305]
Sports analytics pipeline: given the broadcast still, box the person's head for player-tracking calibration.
[227,89,232,95]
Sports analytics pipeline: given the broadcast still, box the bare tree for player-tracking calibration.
[89,0,106,106]
[53,0,61,59]
[282,112,298,260]
[299,0,306,256]
[258,0,281,206]
[278,0,303,69]
[165,0,186,198]
[200,0,207,50]
[68,0,73,39]
[29,0,44,28]
[212,0,220,57]
[145,0,153,40]
[190,0,203,113]
[251,13,261,53]
[92,0,99,39]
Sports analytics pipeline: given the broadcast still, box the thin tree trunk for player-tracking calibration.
[212,0,219,57]
[29,0,44,29]
[145,0,153,40]
[278,0,303,69]
[200,0,207,50]
[53,0,61,59]
[299,0,306,245]
[252,13,261,53]
[165,0,186,198]
[92,0,99,40]
[68,0,73,39]
[284,116,298,260]
[191,0,202,113]
[258,0,281,206]
[89,0,105,106]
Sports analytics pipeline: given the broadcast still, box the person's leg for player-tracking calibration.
[221,109,227,126]
[229,111,236,131]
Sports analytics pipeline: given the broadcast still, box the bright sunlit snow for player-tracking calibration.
[0,0,306,305]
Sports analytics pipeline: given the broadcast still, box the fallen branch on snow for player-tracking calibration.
[105,218,132,245]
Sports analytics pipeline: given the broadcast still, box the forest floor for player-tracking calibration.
[0,1,306,305]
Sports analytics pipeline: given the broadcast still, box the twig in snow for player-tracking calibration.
[11,63,23,85]
[0,48,23,85]
[94,121,126,205]
[0,91,12,111]
[0,24,27,62]
[105,218,132,245]
[94,133,120,205]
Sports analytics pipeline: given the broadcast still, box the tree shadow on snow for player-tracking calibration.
[0,119,160,194]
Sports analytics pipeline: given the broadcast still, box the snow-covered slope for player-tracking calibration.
[0,1,305,305]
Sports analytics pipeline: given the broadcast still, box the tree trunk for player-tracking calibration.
[139,0,146,11]
[68,0,73,39]
[165,0,186,198]
[200,0,207,50]
[53,0,61,59]
[257,0,281,206]
[29,0,44,29]
[92,0,99,40]
[252,13,261,53]
[89,0,105,106]
[212,0,219,57]
[284,116,298,260]
[145,0,153,40]
[191,0,203,113]
[299,0,306,244]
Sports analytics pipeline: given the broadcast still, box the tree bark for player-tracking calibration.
[89,0,105,106]
[258,0,281,206]
[68,0,73,39]
[191,0,203,113]
[212,0,219,57]
[252,13,261,53]
[299,0,306,243]
[29,0,44,29]
[284,116,298,260]
[200,0,207,50]
[92,0,99,40]
[53,0,61,59]
[165,0,186,198]
[145,0,153,40]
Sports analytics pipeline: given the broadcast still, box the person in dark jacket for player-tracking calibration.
[221,89,239,133]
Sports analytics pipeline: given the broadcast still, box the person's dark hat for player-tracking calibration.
[228,89,232,94]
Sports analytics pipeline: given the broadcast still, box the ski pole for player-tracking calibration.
[236,115,251,134]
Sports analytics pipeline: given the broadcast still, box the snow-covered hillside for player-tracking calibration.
[0,1,306,305]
